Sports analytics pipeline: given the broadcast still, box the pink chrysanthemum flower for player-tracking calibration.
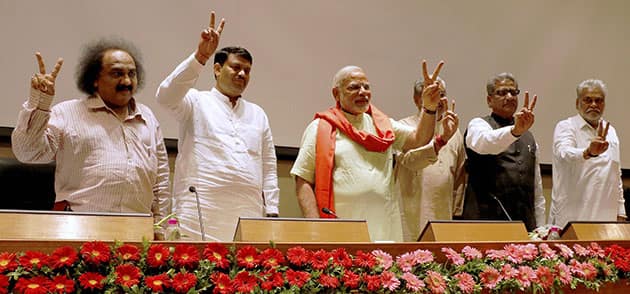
[371,250,393,270]
[401,272,425,292]
[442,247,464,265]
[381,271,400,291]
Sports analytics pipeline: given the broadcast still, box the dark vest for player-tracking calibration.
[463,114,538,231]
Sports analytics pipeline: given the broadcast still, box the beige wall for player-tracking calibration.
[3,143,629,221]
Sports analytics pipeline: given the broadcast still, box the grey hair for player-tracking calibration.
[413,77,446,98]
[486,72,518,95]
[332,65,364,88]
[576,79,607,97]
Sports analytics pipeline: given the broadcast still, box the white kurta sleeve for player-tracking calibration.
[465,117,518,155]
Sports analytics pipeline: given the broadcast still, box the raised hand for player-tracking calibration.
[587,120,610,156]
[31,52,63,96]
[440,100,459,142]
[420,60,445,112]
[511,91,537,136]
[195,11,225,65]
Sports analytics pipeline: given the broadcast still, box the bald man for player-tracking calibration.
[290,62,457,241]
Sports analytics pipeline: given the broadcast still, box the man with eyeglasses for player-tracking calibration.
[395,77,466,241]
[549,79,625,227]
[291,61,456,242]
[462,72,546,231]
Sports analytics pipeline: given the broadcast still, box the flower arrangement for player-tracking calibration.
[0,241,628,293]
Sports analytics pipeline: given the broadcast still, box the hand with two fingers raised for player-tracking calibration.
[195,11,226,65]
[31,52,63,96]
[420,60,445,112]
[511,91,537,137]
[585,120,610,158]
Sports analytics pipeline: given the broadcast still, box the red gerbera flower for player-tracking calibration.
[319,273,340,288]
[0,253,18,273]
[172,272,197,293]
[80,241,111,265]
[115,264,142,288]
[116,244,141,262]
[173,245,200,269]
[19,251,49,270]
[354,250,376,268]
[286,269,310,288]
[364,274,382,292]
[145,273,171,293]
[0,274,8,294]
[147,244,170,268]
[50,275,75,293]
[310,249,331,270]
[203,243,231,269]
[78,272,105,290]
[49,246,77,269]
[287,246,311,267]
[260,269,284,290]
[210,272,234,294]
[236,246,260,269]
[260,248,286,269]
[234,271,258,293]
[14,276,51,294]
[342,270,361,289]
[331,248,353,268]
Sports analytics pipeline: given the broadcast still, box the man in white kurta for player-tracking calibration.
[550,79,625,228]
[291,114,413,241]
[396,78,466,241]
[156,14,279,241]
[291,62,453,242]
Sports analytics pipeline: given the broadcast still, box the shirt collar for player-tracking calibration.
[575,114,598,132]
[211,87,241,109]
[84,94,146,122]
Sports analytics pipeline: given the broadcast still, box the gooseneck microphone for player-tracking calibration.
[321,207,338,218]
[189,186,206,241]
[490,193,512,221]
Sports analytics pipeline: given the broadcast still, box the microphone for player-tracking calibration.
[189,186,206,241]
[321,207,338,218]
[490,194,512,221]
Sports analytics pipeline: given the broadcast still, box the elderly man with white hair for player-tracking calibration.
[550,79,626,227]
[290,62,458,241]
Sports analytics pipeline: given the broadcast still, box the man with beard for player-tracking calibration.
[550,79,625,227]
[291,62,456,241]
[395,77,465,241]
[12,38,171,227]
[462,72,545,231]
[156,12,280,241]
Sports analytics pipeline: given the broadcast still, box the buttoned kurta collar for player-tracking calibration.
[210,87,242,110]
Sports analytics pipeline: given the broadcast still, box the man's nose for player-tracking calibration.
[120,74,132,85]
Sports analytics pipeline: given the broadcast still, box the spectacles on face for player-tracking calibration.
[580,96,604,106]
[494,88,520,97]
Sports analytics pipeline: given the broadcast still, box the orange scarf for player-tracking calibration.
[314,103,395,218]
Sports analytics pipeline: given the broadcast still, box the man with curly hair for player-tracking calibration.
[11,38,170,228]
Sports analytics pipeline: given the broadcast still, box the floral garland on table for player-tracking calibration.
[0,241,629,293]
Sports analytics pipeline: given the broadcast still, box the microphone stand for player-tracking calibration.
[321,207,338,218]
[490,194,512,221]
[189,186,206,241]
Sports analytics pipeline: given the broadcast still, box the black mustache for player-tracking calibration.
[116,85,133,92]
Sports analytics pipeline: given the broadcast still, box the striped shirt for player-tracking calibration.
[12,88,171,222]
